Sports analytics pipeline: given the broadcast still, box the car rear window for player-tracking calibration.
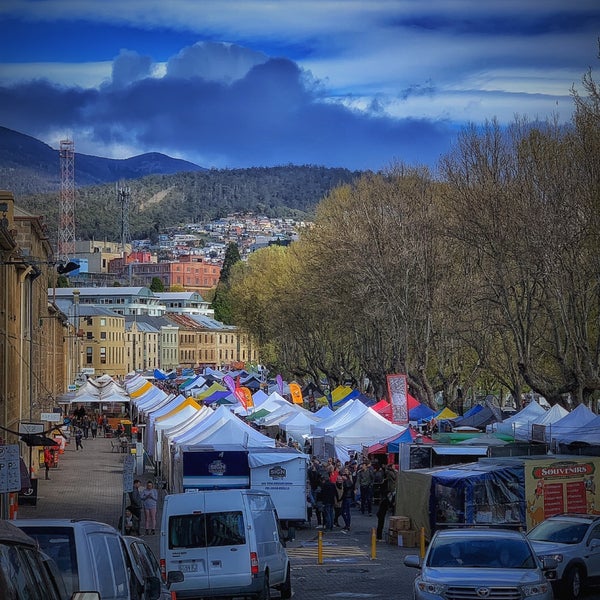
[169,511,246,549]
[17,526,79,596]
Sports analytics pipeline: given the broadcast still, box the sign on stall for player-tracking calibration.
[18,422,44,435]
[40,412,63,422]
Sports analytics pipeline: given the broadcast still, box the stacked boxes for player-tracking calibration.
[388,515,417,547]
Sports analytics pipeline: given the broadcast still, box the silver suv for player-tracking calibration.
[404,528,556,600]
[528,513,600,599]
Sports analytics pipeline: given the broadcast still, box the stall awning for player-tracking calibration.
[431,446,488,456]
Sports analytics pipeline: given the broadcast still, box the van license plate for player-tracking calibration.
[180,563,198,573]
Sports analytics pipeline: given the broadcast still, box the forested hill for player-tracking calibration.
[1,126,362,240]
[18,165,362,241]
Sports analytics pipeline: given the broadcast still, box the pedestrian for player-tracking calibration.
[357,462,374,515]
[140,480,158,535]
[341,472,354,532]
[129,479,143,521]
[319,476,336,532]
[90,419,98,439]
[75,428,83,451]
[43,447,53,480]
[118,507,140,536]
[376,492,393,541]
[333,477,344,526]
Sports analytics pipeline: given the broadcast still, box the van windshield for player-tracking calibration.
[169,511,246,549]
[17,526,79,597]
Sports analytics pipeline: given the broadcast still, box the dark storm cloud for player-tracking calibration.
[0,55,453,170]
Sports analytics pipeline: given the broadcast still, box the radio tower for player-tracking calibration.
[58,139,75,261]
[117,184,131,257]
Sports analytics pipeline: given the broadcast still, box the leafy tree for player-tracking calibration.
[149,277,164,292]
[213,242,241,323]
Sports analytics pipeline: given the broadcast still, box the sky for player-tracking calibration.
[0,1,598,172]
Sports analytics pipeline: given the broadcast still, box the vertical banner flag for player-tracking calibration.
[276,374,284,396]
[387,374,409,424]
[241,387,254,408]
[289,383,303,404]
[234,387,248,410]
[223,375,236,394]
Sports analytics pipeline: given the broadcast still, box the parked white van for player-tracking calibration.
[160,489,291,600]
[13,518,160,600]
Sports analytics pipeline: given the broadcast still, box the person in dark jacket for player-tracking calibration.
[319,476,336,531]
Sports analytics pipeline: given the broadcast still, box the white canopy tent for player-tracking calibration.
[487,401,547,439]
[311,400,406,462]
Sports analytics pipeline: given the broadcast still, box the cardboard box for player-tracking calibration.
[389,516,411,531]
[388,528,417,547]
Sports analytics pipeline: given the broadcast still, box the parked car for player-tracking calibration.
[123,535,171,600]
[13,518,136,600]
[404,527,556,600]
[0,519,97,600]
[528,513,600,599]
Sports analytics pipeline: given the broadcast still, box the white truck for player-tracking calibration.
[169,445,308,534]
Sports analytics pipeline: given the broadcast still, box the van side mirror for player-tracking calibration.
[168,570,185,584]
[145,576,162,600]
[71,593,101,600]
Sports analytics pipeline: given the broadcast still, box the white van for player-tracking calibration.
[160,490,291,600]
[13,518,160,600]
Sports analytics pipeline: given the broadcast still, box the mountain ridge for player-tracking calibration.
[1,126,362,242]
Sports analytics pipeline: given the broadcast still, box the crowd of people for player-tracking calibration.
[306,454,397,540]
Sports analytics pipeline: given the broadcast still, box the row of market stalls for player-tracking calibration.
[68,370,600,539]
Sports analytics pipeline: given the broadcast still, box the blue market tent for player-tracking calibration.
[409,403,436,422]
[397,461,525,539]
[203,390,234,405]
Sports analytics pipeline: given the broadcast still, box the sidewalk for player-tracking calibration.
[16,435,414,578]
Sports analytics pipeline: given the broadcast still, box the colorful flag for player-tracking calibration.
[276,374,284,395]
[289,382,303,404]
[223,375,236,394]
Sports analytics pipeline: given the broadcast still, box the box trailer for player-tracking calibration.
[170,445,308,527]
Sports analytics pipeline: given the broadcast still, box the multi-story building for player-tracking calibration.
[73,240,132,273]
[155,291,213,317]
[116,255,221,294]
[54,287,166,317]
[0,191,70,503]
[124,319,159,374]
[78,306,126,378]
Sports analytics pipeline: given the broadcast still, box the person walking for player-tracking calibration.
[43,447,53,480]
[340,472,354,532]
[140,480,158,535]
[90,419,98,439]
[74,428,83,451]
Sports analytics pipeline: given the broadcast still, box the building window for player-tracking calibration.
[86,347,93,364]
[100,347,107,364]
[100,331,106,340]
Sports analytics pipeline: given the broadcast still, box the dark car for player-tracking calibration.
[123,535,171,600]
[404,527,556,600]
[528,513,600,599]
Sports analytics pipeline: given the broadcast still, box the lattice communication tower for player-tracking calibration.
[117,184,131,256]
[58,139,75,261]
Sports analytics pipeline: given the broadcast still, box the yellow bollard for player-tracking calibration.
[420,527,426,558]
[371,527,377,559]
[318,530,323,564]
